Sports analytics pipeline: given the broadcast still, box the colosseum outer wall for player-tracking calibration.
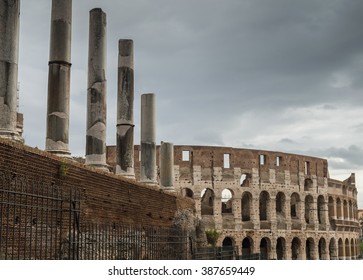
[107,145,360,260]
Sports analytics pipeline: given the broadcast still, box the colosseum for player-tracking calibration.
[107,144,360,260]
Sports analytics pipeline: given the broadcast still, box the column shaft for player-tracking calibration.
[0,0,22,142]
[160,142,174,190]
[46,0,72,156]
[116,39,134,178]
[85,8,107,170]
[140,93,156,183]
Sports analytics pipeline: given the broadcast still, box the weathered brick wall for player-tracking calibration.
[0,139,194,228]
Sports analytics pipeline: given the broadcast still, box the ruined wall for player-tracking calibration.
[106,144,360,259]
[0,139,194,228]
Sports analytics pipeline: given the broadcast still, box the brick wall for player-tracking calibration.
[0,139,194,228]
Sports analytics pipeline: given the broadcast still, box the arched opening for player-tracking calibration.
[240,173,251,187]
[343,200,348,219]
[221,237,234,260]
[345,239,350,259]
[349,201,353,220]
[259,238,271,260]
[318,238,327,260]
[338,238,344,260]
[306,238,315,260]
[329,238,337,260]
[259,191,270,221]
[317,195,325,225]
[241,192,252,221]
[291,237,301,260]
[305,195,314,225]
[328,196,334,226]
[336,198,342,219]
[221,189,233,214]
[276,192,286,229]
[201,188,214,215]
[304,178,313,191]
[290,193,300,219]
[242,237,253,257]
[276,237,286,260]
[182,188,194,198]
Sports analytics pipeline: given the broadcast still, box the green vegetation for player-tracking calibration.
[205,229,220,247]
[59,162,69,177]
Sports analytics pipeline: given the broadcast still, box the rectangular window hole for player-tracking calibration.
[182,151,190,161]
[223,154,230,169]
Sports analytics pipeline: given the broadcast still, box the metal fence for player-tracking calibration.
[0,170,189,260]
[193,246,239,260]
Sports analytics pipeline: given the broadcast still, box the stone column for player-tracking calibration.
[85,8,108,170]
[45,0,72,156]
[140,93,157,184]
[116,39,134,178]
[0,0,22,142]
[160,142,174,190]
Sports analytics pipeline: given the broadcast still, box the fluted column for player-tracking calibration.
[116,39,134,178]
[45,0,72,156]
[0,0,22,142]
[85,8,108,170]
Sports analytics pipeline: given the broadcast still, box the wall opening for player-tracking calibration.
[240,173,251,187]
[338,239,343,259]
[276,237,286,260]
[201,188,214,215]
[241,192,252,221]
[291,237,301,260]
[304,161,310,175]
[290,193,300,219]
[304,178,313,191]
[317,195,325,224]
[259,154,266,165]
[223,154,230,169]
[259,238,270,260]
[305,195,314,224]
[242,237,253,256]
[182,188,194,198]
[276,156,282,167]
[182,151,190,161]
[221,189,233,214]
[329,238,337,260]
[336,198,342,218]
[259,191,270,221]
[306,238,315,260]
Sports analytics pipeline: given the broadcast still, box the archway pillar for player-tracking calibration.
[270,196,277,231]
[252,197,260,230]
[233,198,242,230]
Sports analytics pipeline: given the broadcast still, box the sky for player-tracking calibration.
[17,0,363,207]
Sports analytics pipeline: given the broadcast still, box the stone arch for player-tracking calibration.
[181,188,194,198]
[276,237,286,260]
[221,236,235,260]
[241,191,253,221]
[201,188,214,215]
[259,237,271,260]
[242,236,254,257]
[304,195,314,224]
[259,191,270,221]
[336,198,342,218]
[345,239,350,259]
[306,237,315,260]
[317,195,326,224]
[338,238,344,260]
[318,237,327,260]
[221,189,233,214]
[291,237,301,260]
[290,193,301,219]
[343,200,348,219]
[329,238,337,260]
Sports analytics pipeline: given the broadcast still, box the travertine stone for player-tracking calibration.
[85,8,108,170]
[140,93,156,184]
[116,39,135,178]
[46,0,72,156]
[0,0,22,142]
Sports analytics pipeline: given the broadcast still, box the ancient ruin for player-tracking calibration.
[0,1,361,260]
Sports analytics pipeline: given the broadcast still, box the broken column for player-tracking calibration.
[85,8,108,170]
[45,0,72,156]
[140,93,156,184]
[0,0,22,142]
[160,142,175,191]
[116,39,135,178]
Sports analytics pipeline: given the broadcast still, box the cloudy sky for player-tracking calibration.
[18,0,363,206]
